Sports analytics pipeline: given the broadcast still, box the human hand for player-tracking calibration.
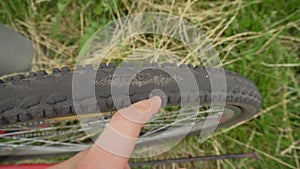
[49,96,162,169]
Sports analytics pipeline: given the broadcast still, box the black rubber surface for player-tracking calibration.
[0,62,261,126]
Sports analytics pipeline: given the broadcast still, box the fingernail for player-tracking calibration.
[149,96,162,114]
[132,99,151,112]
[132,96,161,113]
[149,96,162,107]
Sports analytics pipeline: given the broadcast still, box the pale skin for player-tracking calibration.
[49,96,186,169]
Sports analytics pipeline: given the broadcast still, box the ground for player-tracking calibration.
[0,0,299,168]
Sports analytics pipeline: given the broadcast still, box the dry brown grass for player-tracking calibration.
[0,0,299,168]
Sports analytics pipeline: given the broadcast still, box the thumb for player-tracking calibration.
[95,96,162,157]
[111,95,162,132]
[54,97,162,169]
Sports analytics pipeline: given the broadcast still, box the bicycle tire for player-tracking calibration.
[0,62,261,127]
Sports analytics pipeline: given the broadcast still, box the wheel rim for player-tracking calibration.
[0,104,241,157]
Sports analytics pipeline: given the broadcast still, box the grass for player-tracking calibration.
[0,0,299,168]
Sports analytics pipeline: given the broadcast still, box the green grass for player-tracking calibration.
[0,0,299,168]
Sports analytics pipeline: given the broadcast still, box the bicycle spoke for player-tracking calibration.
[0,105,225,155]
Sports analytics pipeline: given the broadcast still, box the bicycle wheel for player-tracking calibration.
[0,62,261,158]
